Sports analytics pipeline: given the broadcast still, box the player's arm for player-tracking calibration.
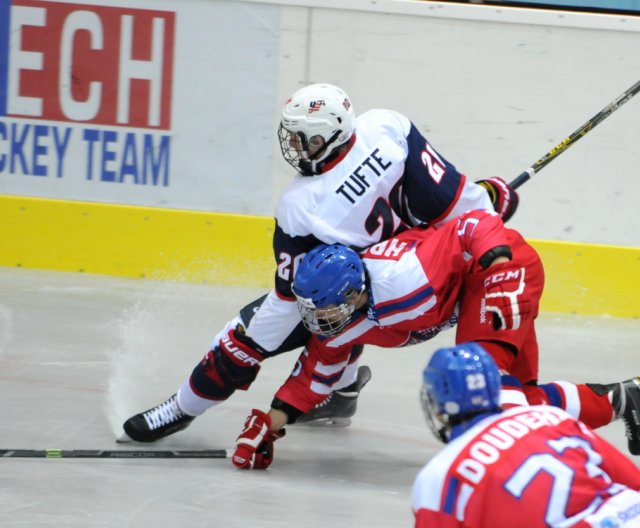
[476,177,519,222]
[272,221,324,299]
[402,123,470,226]
[239,223,322,353]
[412,463,466,528]
[454,210,540,387]
[402,123,494,227]
[401,118,518,223]
[454,209,512,270]
[231,338,352,469]
[271,337,353,420]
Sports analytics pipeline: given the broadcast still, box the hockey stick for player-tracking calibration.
[0,448,229,459]
[509,78,640,190]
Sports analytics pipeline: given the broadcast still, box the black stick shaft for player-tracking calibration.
[510,78,640,190]
[0,448,228,459]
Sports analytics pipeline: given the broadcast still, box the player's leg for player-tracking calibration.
[120,294,291,443]
[120,292,373,441]
[479,336,640,456]
[121,314,266,443]
[532,378,640,455]
[241,293,373,426]
[244,292,373,427]
[478,329,539,409]
[455,231,545,408]
[294,345,371,427]
[502,325,640,454]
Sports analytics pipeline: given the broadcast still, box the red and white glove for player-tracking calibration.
[232,409,286,470]
[483,266,530,330]
[476,177,519,222]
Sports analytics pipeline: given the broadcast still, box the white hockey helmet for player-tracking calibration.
[278,83,355,175]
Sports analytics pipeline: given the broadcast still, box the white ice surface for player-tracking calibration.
[0,268,638,527]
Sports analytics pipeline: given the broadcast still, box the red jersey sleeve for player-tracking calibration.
[414,508,463,528]
[273,337,353,414]
[454,209,510,269]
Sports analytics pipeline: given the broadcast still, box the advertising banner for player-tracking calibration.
[0,0,280,214]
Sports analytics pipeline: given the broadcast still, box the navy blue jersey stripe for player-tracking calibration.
[376,285,434,318]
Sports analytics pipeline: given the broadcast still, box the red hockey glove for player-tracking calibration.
[476,177,519,222]
[232,409,286,469]
[483,266,530,331]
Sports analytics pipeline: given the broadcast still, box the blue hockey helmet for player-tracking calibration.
[421,342,501,443]
[292,244,366,336]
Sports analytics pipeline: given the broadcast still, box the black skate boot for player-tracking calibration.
[295,366,372,427]
[588,377,640,455]
[120,394,195,443]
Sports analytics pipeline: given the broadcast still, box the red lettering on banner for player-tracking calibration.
[8,0,175,129]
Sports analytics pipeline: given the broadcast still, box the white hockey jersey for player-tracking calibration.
[245,108,493,352]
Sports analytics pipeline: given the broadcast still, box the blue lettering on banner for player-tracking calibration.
[0,120,72,177]
[82,128,170,186]
[0,1,175,192]
[0,119,170,186]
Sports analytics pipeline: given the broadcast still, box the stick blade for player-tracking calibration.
[0,448,229,459]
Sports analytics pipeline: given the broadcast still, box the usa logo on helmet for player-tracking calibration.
[308,100,325,113]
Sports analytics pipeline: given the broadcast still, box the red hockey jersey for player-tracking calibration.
[275,209,544,413]
[412,405,640,527]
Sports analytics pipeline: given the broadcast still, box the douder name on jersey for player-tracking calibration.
[455,407,569,485]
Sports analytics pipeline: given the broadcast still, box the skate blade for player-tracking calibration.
[116,432,133,444]
[294,417,352,428]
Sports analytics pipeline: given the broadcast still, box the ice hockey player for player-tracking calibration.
[121,83,518,443]
[230,208,640,469]
[412,342,640,528]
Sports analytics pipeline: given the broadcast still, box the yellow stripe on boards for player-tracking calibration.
[529,240,639,318]
[0,195,274,287]
[1,195,638,317]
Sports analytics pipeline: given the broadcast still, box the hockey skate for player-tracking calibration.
[589,377,640,455]
[119,394,195,443]
[613,377,640,455]
[295,366,372,427]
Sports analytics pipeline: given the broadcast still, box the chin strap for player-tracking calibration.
[298,130,348,175]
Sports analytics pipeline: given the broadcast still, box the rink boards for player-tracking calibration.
[0,194,638,318]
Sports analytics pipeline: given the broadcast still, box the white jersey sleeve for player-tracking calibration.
[249,109,491,352]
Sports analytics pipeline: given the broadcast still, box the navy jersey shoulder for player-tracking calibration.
[272,222,322,299]
[272,109,414,298]
[272,109,486,299]
[402,123,465,225]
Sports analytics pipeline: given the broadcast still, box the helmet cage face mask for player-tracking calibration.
[292,243,365,336]
[420,343,501,444]
[296,288,362,337]
[420,384,450,443]
[278,83,355,176]
[278,124,340,176]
